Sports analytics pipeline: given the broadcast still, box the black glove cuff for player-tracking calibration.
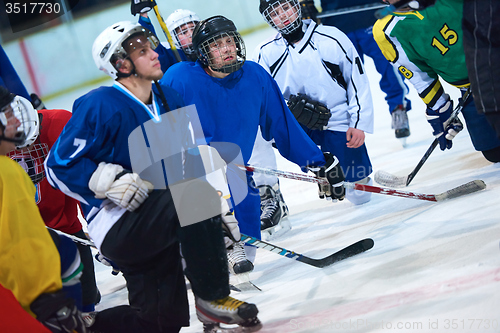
[30,290,74,322]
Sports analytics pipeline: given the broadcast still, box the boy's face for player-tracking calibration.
[176,22,197,49]
[269,1,299,30]
[0,107,21,155]
[207,34,238,69]
[124,35,163,81]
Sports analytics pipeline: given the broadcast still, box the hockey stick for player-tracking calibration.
[238,164,486,202]
[241,234,374,268]
[48,225,371,269]
[47,227,97,248]
[375,88,472,188]
[317,3,387,19]
[151,3,183,62]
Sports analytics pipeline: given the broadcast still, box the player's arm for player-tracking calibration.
[373,17,463,150]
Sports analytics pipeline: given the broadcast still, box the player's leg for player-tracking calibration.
[460,96,500,163]
[248,130,290,239]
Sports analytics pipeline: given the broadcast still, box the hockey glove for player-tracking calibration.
[130,0,157,16]
[106,171,154,212]
[287,93,331,130]
[30,290,87,333]
[95,253,121,276]
[308,152,345,201]
[88,162,124,199]
[300,0,319,22]
[425,98,463,150]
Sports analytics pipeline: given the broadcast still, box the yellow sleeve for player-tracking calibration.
[0,157,62,317]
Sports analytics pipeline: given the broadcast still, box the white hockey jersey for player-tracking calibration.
[254,20,374,134]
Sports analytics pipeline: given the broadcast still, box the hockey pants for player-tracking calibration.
[96,182,230,333]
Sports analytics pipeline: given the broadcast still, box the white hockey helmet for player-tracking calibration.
[166,9,200,58]
[0,86,39,148]
[259,0,302,36]
[92,21,159,80]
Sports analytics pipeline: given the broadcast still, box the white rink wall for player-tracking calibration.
[2,0,295,101]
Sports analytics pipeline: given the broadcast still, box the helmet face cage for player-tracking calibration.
[0,96,38,147]
[261,0,302,35]
[8,143,49,185]
[166,9,200,56]
[172,21,198,56]
[198,31,246,74]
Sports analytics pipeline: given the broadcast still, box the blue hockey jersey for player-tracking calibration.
[161,60,325,167]
[45,82,185,211]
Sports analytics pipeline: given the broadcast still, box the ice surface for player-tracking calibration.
[70,27,499,333]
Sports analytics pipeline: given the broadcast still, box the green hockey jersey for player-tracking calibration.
[373,0,468,108]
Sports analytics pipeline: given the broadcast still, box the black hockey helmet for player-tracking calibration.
[192,15,246,74]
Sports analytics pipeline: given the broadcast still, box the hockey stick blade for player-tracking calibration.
[434,180,486,201]
[241,234,374,268]
[374,170,409,188]
[375,89,471,188]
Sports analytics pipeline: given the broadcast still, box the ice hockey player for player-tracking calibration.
[255,0,374,205]
[373,0,500,162]
[462,0,500,139]
[0,86,87,333]
[161,15,346,272]
[7,104,100,313]
[319,0,412,143]
[135,4,292,242]
[45,21,262,332]
[131,0,189,69]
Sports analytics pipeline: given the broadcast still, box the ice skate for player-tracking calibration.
[227,241,254,275]
[391,105,410,146]
[196,296,262,333]
[259,184,291,240]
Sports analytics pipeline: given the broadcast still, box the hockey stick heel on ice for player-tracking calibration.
[241,234,374,268]
[375,88,472,188]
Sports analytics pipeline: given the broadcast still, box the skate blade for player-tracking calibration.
[203,318,263,332]
[232,273,262,292]
[398,137,408,148]
[261,217,291,241]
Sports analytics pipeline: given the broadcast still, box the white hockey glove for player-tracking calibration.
[88,162,124,199]
[106,172,154,212]
[89,162,154,212]
[220,196,241,248]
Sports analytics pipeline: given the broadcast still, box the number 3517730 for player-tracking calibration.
[5,2,61,14]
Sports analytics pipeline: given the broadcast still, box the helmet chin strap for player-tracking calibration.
[0,132,26,146]
[282,21,305,45]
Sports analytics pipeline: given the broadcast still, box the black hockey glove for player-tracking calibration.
[287,93,331,130]
[308,152,345,201]
[300,0,319,22]
[130,0,157,16]
[30,290,87,333]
